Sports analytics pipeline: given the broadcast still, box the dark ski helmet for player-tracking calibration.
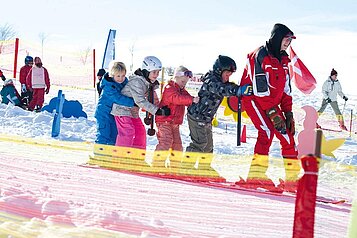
[25,56,33,65]
[213,55,237,75]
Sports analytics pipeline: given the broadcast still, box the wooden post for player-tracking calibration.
[314,130,323,158]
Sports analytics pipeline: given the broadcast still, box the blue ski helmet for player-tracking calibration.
[25,56,33,65]
[213,55,236,75]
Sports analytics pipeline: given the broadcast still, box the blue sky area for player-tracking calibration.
[2,0,357,46]
[1,0,357,93]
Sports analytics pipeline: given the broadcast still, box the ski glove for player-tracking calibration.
[285,111,295,135]
[45,87,50,94]
[155,105,171,116]
[21,84,27,93]
[266,107,286,134]
[237,84,253,97]
[343,96,348,101]
[326,98,332,103]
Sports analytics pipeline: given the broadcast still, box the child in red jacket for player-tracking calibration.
[26,57,50,111]
[153,66,199,167]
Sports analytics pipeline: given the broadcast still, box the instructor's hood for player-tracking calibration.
[266,23,295,61]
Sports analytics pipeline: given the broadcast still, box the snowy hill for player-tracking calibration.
[0,83,356,237]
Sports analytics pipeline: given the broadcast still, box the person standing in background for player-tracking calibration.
[26,57,50,112]
[316,68,348,131]
[19,56,34,106]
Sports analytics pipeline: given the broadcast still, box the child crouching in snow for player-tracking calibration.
[1,78,23,107]
[152,66,199,167]
[111,56,171,150]
[94,62,134,145]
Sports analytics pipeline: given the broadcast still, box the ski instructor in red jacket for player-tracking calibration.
[239,23,299,192]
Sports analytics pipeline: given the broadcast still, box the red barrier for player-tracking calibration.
[292,155,319,238]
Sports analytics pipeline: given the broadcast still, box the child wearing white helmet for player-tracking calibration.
[111,56,171,151]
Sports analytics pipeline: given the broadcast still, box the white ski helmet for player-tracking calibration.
[142,56,162,72]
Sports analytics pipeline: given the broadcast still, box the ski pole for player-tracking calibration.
[237,96,242,146]
[147,84,156,136]
[349,109,353,137]
[342,100,347,115]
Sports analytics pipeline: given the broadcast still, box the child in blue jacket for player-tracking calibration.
[94,62,134,145]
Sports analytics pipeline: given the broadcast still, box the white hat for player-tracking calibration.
[3,78,13,86]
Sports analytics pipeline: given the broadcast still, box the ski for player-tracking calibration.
[79,160,349,207]
[319,127,343,133]
[189,180,348,206]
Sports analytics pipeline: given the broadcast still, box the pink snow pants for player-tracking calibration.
[114,116,146,150]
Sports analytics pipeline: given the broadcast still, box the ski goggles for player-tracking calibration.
[285,32,296,40]
[175,70,193,78]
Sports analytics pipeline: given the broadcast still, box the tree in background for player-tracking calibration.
[129,40,136,74]
[79,46,92,65]
[165,67,175,77]
[38,32,49,59]
[0,23,16,54]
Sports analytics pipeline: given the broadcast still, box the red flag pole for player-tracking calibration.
[13,38,19,79]
[93,49,96,88]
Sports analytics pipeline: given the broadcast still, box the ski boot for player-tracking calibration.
[197,153,222,181]
[280,158,301,193]
[34,105,42,112]
[235,154,282,193]
[168,150,183,176]
[151,150,170,175]
[339,124,348,131]
[338,115,348,131]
